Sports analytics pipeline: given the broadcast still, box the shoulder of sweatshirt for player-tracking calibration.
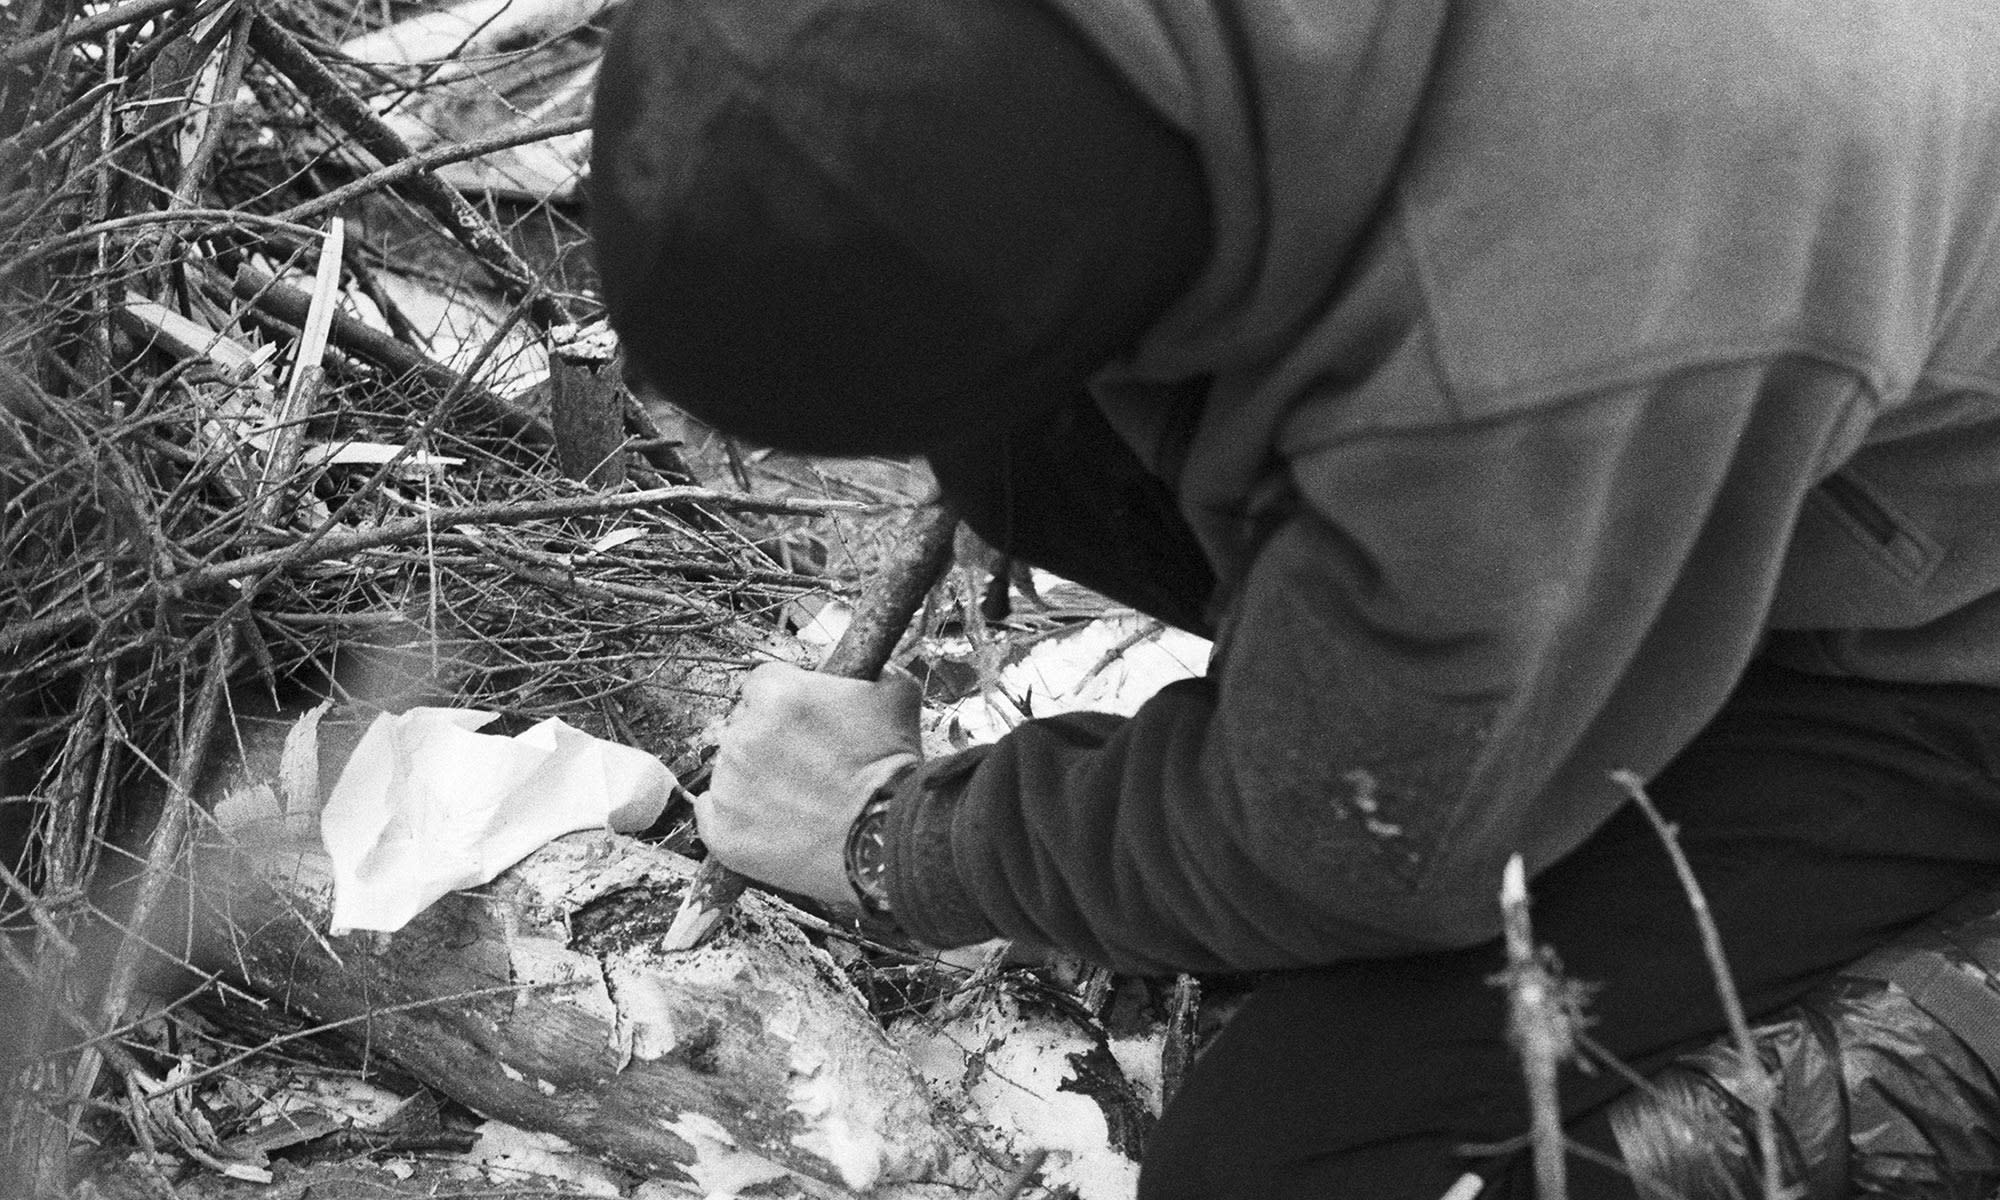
[1387,0,2000,419]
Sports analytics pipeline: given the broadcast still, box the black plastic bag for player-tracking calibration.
[1609,892,2000,1199]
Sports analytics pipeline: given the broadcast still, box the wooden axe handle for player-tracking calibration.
[660,501,960,951]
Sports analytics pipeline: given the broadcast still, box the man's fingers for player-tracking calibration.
[738,660,809,705]
[688,787,722,843]
[735,660,917,746]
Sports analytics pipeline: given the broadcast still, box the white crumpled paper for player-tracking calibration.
[321,707,675,933]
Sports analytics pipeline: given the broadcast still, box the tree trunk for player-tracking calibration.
[194,823,1001,1197]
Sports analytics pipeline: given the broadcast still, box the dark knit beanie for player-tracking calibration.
[588,0,1208,456]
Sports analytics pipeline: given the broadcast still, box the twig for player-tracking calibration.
[246,11,571,330]
[0,77,126,187]
[41,658,116,900]
[468,550,732,617]
[1611,770,1781,1200]
[1,209,325,278]
[0,856,80,959]
[224,262,550,442]
[71,619,238,1125]
[191,488,864,586]
[616,382,705,486]
[1564,1134,1693,1200]
[85,28,119,410]
[272,113,591,228]
[0,0,201,68]
[166,5,252,214]
[7,287,543,656]
[0,489,861,650]
[1499,854,1568,1200]
[258,216,343,520]
[117,980,552,1102]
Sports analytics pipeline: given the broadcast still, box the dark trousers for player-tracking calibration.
[1138,661,2000,1199]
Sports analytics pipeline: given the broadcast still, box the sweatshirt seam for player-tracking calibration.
[1916,364,2000,400]
[1387,203,1903,436]
[1284,336,1889,461]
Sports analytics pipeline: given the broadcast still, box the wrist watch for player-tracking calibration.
[844,763,914,925]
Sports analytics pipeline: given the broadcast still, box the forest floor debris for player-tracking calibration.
[0,0,1231,1193]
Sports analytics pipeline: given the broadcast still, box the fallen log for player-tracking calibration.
[193,819,1005,1197]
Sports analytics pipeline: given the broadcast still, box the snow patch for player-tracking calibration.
[1108,1031,1167,1117]
[895,993,1145,1200]
[935,614,1210,744]
[469,1120,624,1196]
[662,1112,788,1199]
[787,1050,889,1192]
[610,973,680,1060]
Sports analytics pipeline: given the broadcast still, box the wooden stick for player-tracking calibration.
[661,502,960,951]
[1161,973,1202,1109]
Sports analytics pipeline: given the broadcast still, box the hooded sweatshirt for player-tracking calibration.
[882,0,2000,974]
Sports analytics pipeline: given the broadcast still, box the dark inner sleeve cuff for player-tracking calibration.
[883,749,1001,949]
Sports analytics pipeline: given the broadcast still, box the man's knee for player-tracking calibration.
[1138,961,1517,1200]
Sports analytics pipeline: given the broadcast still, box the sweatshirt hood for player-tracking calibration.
[1038,0,1450,578]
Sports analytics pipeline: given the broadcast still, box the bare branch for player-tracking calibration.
[273,114,591,227]
[0,0,202,69]
[246,12,573,330]
[1613,770,1782,1200]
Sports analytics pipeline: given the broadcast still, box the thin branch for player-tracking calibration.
[0,0,200,69]
[0,856,79,959]
[0,489,863,650]
[72,619,238,1120]
[166,6,253,213]
[246,11,572,330]
[222,262,550,442]
[0,77,126,187]
[272,113,591,227]
[1612,770,1781,1200]
[0,208,325,278]
[192,487,865,589]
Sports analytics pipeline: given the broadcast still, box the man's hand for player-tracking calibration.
[695,661,922,908]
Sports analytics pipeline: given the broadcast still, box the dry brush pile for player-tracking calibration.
[0,0,1269,1194]
[0,0,884,1190]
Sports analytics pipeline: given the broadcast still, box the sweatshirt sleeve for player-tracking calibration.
[886,359,1874,975]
